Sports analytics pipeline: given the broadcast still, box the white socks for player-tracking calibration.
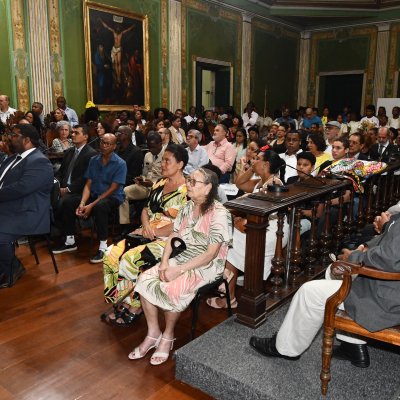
[65,235,75,245]
[99,240,107,252]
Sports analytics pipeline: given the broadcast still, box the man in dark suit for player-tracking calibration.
[348,133,369,160]
[369,127,399,162]
[54,124,97,218]
[249,213,400,368]
[0,124,53,287]
[116,125,144,185]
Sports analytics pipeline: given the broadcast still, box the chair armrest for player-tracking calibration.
[331,261,400,281]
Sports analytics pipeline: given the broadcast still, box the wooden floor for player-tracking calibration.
[0,236,231,400]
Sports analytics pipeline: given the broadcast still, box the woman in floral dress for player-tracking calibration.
[129,168,232,365]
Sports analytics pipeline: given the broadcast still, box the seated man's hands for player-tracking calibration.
[373,211,391,234]
[76,203,93,219]
[337,248,352,261]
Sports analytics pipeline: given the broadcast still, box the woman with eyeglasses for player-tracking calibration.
[103,144,188,327]
[130,168,232,365]
[208,150,289,309]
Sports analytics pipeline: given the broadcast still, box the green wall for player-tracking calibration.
[317,36,370,73]
[185,8,241,110]
[59,0,163,114]
[0,0,15,105]
[251,26,299,115]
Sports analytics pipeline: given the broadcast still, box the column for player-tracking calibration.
[10,0,30,111]
[373,23,390,104]
[241,13,252,111]
[297,31,310,108]
[26,0,54,114]
[169,0,182,111]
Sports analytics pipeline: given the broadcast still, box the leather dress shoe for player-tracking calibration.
[249,334,300,361]
[332,340,370,368]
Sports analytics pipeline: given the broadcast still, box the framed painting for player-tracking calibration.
[83,1,150,111]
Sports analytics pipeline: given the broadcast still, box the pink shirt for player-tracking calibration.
[204,138,236,174]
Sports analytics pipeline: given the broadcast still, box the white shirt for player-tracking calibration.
[185,115,197,124]
[184,144,209,175]
[242,111,259,131]
[389,117,400,130]
[279,150,302,182]
[0,107,16,123]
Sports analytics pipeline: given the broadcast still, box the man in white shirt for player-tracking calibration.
[359,104,379,129]
[0,95,16,124]
[184,129,209,175]
[242,102,259,132]
[56,96,79,127]
[279,131,302,182]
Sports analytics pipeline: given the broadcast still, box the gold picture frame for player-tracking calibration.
[83,1,150,111]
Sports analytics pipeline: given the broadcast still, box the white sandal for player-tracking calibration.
[128,333,162,360]
[150,336,176,366]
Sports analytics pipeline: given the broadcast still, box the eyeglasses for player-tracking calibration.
[187,135,196,139]
[100,140,115,146]
[186,177,207,186]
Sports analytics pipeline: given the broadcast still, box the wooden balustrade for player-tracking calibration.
[225,160,400,329]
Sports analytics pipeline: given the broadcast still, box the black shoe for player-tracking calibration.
[90,250,104,264]
[52,244,77,254]
[332,340,370,368]
[249,334,300,361]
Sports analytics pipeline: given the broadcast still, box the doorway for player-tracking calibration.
[193,58,232,111]
[317,72,365,116]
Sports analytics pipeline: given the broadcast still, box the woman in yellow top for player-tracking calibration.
[307,132,332,175]
[103,144,188,326]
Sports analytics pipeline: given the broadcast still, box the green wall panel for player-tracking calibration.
[0,0,15,105]
[397,32,400,69]
[251,28,299,115]
[186,8,240,110]
[59,0,162,114]
[317,37,369,73]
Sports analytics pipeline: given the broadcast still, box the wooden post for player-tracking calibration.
[270,212,285,297]
[289,207,302,285]
[319,196,332,265]
[305,200,319,275]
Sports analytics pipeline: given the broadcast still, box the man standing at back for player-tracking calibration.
[0,95,16,124]
[56,96,79,127]
[0,124,53,287]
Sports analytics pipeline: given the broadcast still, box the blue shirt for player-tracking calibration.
[85,153,127,204]
[302,116,322,129]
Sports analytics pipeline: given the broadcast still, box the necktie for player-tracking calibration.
[0,155,22,186]
[65,149,79,186]
[378,144,384,156]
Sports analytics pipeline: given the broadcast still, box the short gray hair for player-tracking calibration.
[188,129,202,142]
[56,121,72,133]
[117,125,133,136]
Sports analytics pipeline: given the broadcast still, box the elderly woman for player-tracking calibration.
[104,144,188,326]
[129,168,232,365]
[51,121,73,152]
[208,150,289,309]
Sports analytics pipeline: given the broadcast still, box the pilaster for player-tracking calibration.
[373,23,390,104]
[241,13,252,111]
[297,30,310,107]
[169,0,182,111]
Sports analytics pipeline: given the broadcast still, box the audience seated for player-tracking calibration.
[207,150,289,309]
[369,127,399,162]
[184,129,209,175]
[279,131,302,182]
[54,124,97,223]
[307,132,332,175]
[53,133,127,263]
[51,121,73,153]
[118,132,165,233]
[103,144,188,326]
[115,125,144,185]
[270,123,287,154]
[129,168,231,365]
[204,123,236,183]
[56,96,79,127]
[169,115,187,145]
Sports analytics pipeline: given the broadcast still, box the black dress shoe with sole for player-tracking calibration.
[90,250,105,264]
[249,334,300,361]
[332,340,370,368]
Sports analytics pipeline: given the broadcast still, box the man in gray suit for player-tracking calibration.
[250,213,400,367]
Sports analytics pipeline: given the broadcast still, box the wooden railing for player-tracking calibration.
[225,160,400,329]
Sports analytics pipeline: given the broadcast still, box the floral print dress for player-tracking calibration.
[103,178,187,307]
[135,200,232,312]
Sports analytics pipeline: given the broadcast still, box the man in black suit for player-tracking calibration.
[0,124,53,287]
[54,124,97,226]
[369,127,399,162]
[348,133,368,160]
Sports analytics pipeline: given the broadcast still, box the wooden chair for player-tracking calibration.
[320,261,400,395]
